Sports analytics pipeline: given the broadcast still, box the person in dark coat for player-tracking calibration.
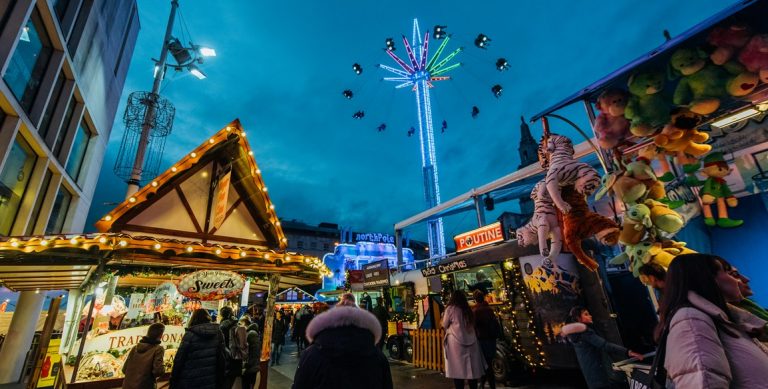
[241,317,261,389]
[271,311,288,365]
[122,323,165,389]
[218,306,240,389]
[561,306,643,389]
[293,306,314,352]
[292,304,392,389]
[472,290,500,389]
[170,309,226,389]
[372,297,389,351]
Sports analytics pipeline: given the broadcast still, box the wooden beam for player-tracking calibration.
[175,187,203,233]
[122,224,270,247]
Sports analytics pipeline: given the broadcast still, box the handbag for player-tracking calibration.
[646,326,669,389]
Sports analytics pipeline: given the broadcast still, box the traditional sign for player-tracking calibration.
[213,170,232,230]
[177,270,245,300]
[454,222,504,252]
[421,259,469,277]
[363,260,390,288]
[76,325,185,382]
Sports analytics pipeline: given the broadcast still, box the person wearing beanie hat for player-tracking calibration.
[699,152,743,228]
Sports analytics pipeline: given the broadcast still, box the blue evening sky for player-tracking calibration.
[86,0,730,241]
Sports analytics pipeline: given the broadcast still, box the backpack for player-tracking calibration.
[228,324,248,361]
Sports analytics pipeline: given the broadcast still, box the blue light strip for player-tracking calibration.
[419,32,430,70]
[378,64,410,78]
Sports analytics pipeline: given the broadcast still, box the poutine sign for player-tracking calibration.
[453,222,504,253]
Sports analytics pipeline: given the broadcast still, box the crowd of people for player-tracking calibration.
[119,294,392,389]
[118,252,767,389]
[562,253,768,389]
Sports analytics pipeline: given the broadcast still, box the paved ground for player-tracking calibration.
[263,341,583,389]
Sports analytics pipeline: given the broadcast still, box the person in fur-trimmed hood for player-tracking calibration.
[291,305,393,389]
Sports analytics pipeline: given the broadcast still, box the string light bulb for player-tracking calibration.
[119,240,128,247]
[40,240,49,246]
[153,243,162,250]
[104,215,113,221]
[186,246,193,253]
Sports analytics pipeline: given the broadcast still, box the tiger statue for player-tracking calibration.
[541,134,602,214]
[557,184,620,271]
[515,179,562,261]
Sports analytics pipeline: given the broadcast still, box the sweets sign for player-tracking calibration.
[177,270,245,300]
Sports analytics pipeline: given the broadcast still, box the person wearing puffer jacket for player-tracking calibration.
[291,304,392,389]
[656,254,768,389]
[561,306,643,389]
[170,309,227,389]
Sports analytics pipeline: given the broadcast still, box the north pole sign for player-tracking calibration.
[177,270,245,301]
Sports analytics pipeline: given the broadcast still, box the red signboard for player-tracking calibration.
[454,222,504,252]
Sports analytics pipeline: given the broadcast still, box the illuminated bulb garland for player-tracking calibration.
[499,259,547,368]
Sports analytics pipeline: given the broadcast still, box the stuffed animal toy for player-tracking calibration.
[707,25,751,65]
[610,240,695,276]
[699,152,743,228]
[619,203,651,245]
[653,108,712,181]
[738,34,768,83]
[594,88,630,149]
[557,185,620,271]
[595,173,647,205]
[644,199,684,234]
[638,143,674,182]
[625,71,670,136]
[541,134,602,215]
[671,48,757,114]
[515,180,562,260]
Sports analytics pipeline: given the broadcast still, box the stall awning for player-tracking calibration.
[432,240,539,270]
[530,0,765,122]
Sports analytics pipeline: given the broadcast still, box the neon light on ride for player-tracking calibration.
[378,19,462,259]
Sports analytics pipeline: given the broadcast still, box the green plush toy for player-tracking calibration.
[671,47,758,115]
[625,71,671,137]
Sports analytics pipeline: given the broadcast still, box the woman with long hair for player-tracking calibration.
[170,309,227,389]
[442,289,486,389]
[656,254,768,388]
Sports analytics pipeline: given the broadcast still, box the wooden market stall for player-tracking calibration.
[0,119,329,389]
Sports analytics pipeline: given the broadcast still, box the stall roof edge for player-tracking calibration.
[529,0,757,122]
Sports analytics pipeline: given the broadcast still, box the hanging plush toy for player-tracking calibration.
[558,185,620,271]
[738,34,768,84]
[671,47,758,115]
[515,180,562,261]
[625,71,671,137]
[707,25,752,66]
[653,108,712,186]
[541,134,602,215]
[699,152,743,228]
[594,88,630,149]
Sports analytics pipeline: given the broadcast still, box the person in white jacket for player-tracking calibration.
[656,253,768,389]
[442,290,486,389]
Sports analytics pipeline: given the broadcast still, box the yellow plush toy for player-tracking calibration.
[653,108,712,183]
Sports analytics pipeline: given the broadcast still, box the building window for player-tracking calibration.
[45,187,71,234]
[0,138,37,235]
[39,71,67,138]
[25,170,52,235]
[310,241,317,249]
[53,0,73,22]
[297,241,304,249]
[65,119,91,182]
[52,97,75,156]
[0,0,16,31]
[323,243,330,251]
[114,4,136,75]
[3,9,53,113]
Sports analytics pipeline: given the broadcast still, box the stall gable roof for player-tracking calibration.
[95,119,287,250]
